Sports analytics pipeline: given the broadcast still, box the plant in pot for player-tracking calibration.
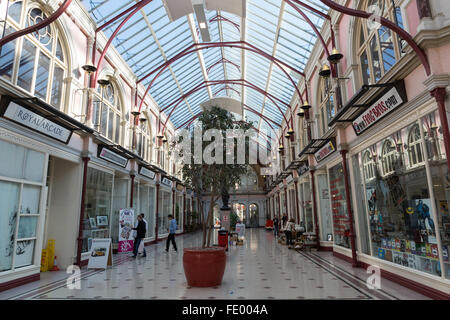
[177,106,252,287]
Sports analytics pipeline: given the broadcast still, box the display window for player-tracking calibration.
[0,139,46,273]
[175,193,183,231]
[317,173,333,242]
[111,177,128,244]
[158,188,171,235]
[302,181,313,233]
[82,167,113,253]
[328,163,352,249]
[354,113,446,277]
[421,111,449,279]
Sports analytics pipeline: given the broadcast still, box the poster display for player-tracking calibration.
[118,208,135,253]
[87,238,113,269]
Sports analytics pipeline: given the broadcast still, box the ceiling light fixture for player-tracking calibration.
[192,0,211,42]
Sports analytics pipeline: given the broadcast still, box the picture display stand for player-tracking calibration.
[87,238,113,270]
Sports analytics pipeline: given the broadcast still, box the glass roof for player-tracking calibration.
[81,0,328,131]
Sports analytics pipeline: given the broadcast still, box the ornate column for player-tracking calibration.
[430,88,450,171]
[155,181,160,242]
[76,154,90,266]
[294,178,300,223]
[130,173,135,208]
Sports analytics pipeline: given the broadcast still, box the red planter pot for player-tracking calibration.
[183,247,227,287]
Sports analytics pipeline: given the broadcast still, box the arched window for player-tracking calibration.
[363,150,376,181]
[0,1,67,109]
[92,81,122,144]
[381,139,396,176]
[357,0,404,84]
[136,117,151,162]
[319,76,335,135]
[408,124,424,167]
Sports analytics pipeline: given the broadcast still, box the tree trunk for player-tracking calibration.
[203,194,215,248]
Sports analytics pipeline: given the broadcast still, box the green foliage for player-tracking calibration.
[230,211,239,230]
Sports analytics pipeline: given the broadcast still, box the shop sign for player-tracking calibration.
[161,177,172,187]
[98,146,128,168]
[278,182,284,190]
[87,238,113,269]
[118,208,135,253]
[286,175,293,185]
[3,101,72,143]
[176,183,184,192]
[297,162,309,176]
[352,86,405,135]
[139,166,156,180]
[315,140,336,162]
[186,189,193,195]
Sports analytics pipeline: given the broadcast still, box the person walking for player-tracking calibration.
[166,214,178,252]
[273,216,280,238]
[132,215,146,258]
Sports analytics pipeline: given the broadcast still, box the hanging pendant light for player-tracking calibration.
[297,109,305,118]
[97,79,111,87]
[301,101,311,110]
[319,64,331,77]
[82,63,97,75]
[278,144,284,152]
[328,48,344,64]
[287,128,294,136]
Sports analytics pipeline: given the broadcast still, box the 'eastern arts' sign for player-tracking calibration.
[352,86,405,135]
[3,102,72,143]
[315,140,336,162]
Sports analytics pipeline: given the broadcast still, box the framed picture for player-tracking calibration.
[97,215,108,227]
[327,234,333,241]
[89,218,97,229]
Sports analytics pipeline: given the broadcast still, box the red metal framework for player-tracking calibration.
[135,41,308,117]
[159,79,293,136]
[0,0,73,47]
[206,57,240,74]
[214,85,241,97]
[209,14,240,32]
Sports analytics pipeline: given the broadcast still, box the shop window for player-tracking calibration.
[329,163,352,249]
[158,189,171,235]
[356,0,403,85]
[93,82,122,144]
[0,1,67,109]
[408,124,424,168]
[356,122,442,277]
[317,174,332,242]
[421,111,449,279]
[83,168,113,253]
[0,139,45,273]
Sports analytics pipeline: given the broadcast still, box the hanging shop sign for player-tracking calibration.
[278,182,284,190]
[297,162,309,176]
[161,176,172,187]
[118,208,135,253]
[186,189,193,195]
[98,146,128,168]
[87,238,113,269]
[315,139,336,162]
[352,86,406,135]
[139,166,156,180]
[286,174,294,185]
[1,101,73,143]
[176,183,184,192]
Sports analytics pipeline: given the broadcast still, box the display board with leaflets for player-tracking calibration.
[87,238,113,269]
[118,208,135,253]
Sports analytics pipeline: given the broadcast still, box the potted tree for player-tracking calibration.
[178,107,252,287]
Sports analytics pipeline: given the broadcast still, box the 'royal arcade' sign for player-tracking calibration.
[3,101,72,143]
[352,86,405,135]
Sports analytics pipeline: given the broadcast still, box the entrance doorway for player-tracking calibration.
[249,203,259,228]
[232,203,247,226]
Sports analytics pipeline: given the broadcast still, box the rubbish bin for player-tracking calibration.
[218,230,228,251]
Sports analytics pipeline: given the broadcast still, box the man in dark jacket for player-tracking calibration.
[273,216,280,238]
[132,215,146,258]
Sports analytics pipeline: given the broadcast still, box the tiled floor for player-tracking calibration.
[2,229,429,300]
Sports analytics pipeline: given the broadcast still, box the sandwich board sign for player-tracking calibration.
[87,238,113,269]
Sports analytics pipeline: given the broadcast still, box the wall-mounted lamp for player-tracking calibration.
[319,64,331,77]
[82,64,97,75]
[327,48,344,64]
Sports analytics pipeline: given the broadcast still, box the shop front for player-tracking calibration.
[158,176,173,237]
[351,109,449,280]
